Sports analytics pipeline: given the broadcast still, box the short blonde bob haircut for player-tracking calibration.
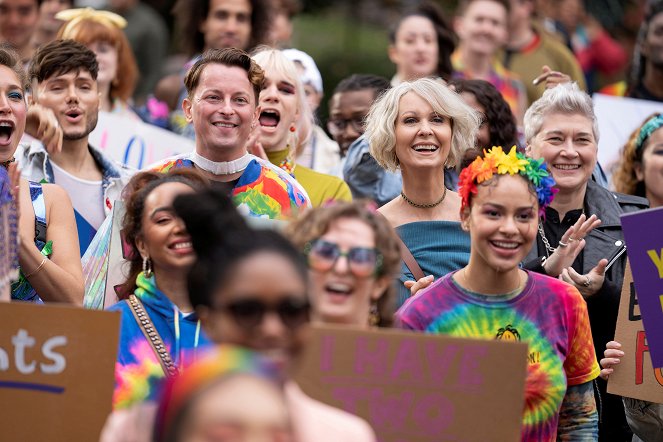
[365,77,480,172]
[251,46,312,154]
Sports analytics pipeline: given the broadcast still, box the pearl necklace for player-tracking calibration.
[191,151,252,175]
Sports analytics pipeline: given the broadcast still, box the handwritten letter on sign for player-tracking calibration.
[295,325,528,442]
[0,302,120,441]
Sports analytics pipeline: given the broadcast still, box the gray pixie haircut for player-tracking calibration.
[524,82,600,143]
[365,78,480,171]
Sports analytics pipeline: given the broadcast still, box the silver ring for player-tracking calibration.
[583,276,591,287]
[569,237,577,242]
[558,240,568,248]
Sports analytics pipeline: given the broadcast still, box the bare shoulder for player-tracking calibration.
[41,183,74,218]
[378,197,404,227]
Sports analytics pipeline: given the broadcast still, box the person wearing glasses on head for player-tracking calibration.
[286,200,401,328]
[108,169,211,410]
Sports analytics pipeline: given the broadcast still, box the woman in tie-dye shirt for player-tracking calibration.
[396,147,600,441]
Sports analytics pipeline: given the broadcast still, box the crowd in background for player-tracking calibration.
[0,0,663,441]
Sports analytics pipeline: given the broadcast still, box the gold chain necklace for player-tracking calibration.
[400,186,447,209]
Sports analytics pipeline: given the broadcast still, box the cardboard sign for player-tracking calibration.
[0,302,120,441]
[621,207,663,368]
[89,112,195,169]
[593,94,663,179]
[295,325,528,442]
[608,261,663,402]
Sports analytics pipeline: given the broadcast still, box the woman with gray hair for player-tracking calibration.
[365,77,479,307]
[523,82,648,441]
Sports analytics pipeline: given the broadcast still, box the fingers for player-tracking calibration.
[592,259,608,277]
[561,267,590,289]
[606,340,622,350]
[404,275,434,296]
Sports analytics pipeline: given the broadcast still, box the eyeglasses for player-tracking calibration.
[221,297,311,330]
[327,116,365,134]
[304,239,382,278]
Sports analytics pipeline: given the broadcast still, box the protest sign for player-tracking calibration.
[621,207,663,368]
[89,112,194,169]
[593,94,663,179]
[608,261,663,402]
[0,302,120,441]
[295,325,528,442]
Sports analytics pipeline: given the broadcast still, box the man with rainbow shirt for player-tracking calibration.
[151,47,310,220]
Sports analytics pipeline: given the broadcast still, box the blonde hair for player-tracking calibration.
[364,77,480,172]
[251,47,312,154]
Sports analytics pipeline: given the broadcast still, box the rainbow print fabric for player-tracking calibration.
[396,271,600,441]
[152,154,310,220]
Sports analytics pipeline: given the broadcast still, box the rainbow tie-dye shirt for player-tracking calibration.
[396,270,599,441]
[152,153,310,220]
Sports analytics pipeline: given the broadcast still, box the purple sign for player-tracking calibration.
[621,207,663,368]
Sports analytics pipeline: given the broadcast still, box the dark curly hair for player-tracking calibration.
[116,169,209,299]
[448,78,519,150]
[389,1,456,81]
[173,0,273,56]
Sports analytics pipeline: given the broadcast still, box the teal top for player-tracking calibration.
[395,220,470,308]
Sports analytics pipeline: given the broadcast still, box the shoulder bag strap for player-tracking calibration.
[127,295,178,378]
[396,235,425,282]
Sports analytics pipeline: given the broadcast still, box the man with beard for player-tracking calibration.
[17,39,132,255]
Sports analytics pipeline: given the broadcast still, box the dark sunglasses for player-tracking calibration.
[221,297,310,330]
[304,239,383,278]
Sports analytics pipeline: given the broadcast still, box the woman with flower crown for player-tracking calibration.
[397,146,600,440]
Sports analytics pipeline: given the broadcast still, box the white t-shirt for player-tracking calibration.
[51,161,106,230]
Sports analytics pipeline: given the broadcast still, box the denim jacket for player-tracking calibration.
[15,140,134,216]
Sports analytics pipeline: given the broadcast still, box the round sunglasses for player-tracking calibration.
[304,239,383,278]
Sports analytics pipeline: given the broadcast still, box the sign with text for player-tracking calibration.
[621,207,663,368]
[593,94,663,178]
[608,261,663,402]
[294,325,528,442]
[0,302,120,441]
[89,112,195,170]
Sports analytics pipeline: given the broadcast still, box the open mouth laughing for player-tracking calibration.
[259,109,281,129]
[0,121,15,145]
[412,144,439,153]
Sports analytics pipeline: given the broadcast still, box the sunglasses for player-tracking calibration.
[304,239,382,278]
[221,297,310,330]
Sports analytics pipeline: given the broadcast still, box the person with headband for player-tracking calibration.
[55,7,140,119]
[397,146,600,440]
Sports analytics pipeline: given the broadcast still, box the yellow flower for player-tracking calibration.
[497,146,529,175]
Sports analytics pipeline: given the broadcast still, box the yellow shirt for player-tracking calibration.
[267,149,352,207]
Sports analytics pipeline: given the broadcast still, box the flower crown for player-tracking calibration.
[458,146,557,216]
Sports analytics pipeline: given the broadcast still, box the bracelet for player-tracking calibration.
[24,257,47,279]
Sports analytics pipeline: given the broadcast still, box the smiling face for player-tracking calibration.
[462,174,538,273]
[199,0,252,51]
[200,251,309,373]
[135,182,196,278]
[183,63,259,162]
[328,89,375,156]
[308,217,389,328]
[34,69,99,141]
[0,64,26,162]
[526,112,597,197]
[455,0,508,57]
[179,375,294,442]
[86,40,118,92]
[389,15,439,81]
[258,66,299,152]
[635,127,663,208]
[394,91,452,171]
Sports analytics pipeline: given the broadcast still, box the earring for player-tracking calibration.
[368,302,380,327]
[142,256,153,278]
[289,124,296,132]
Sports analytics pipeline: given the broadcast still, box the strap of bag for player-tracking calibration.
[128,294,178,378]
[396,236,425,282]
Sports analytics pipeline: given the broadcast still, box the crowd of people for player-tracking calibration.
[1,0,663,441]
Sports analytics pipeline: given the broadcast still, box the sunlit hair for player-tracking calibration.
[57,17,138,103]
[458,146,557,216]
[284,200,401,327]
[612,113,663,197]
[524,82,599,144]
[0,44,28,90]
[251,46,312,154]
[365,77,480,171]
